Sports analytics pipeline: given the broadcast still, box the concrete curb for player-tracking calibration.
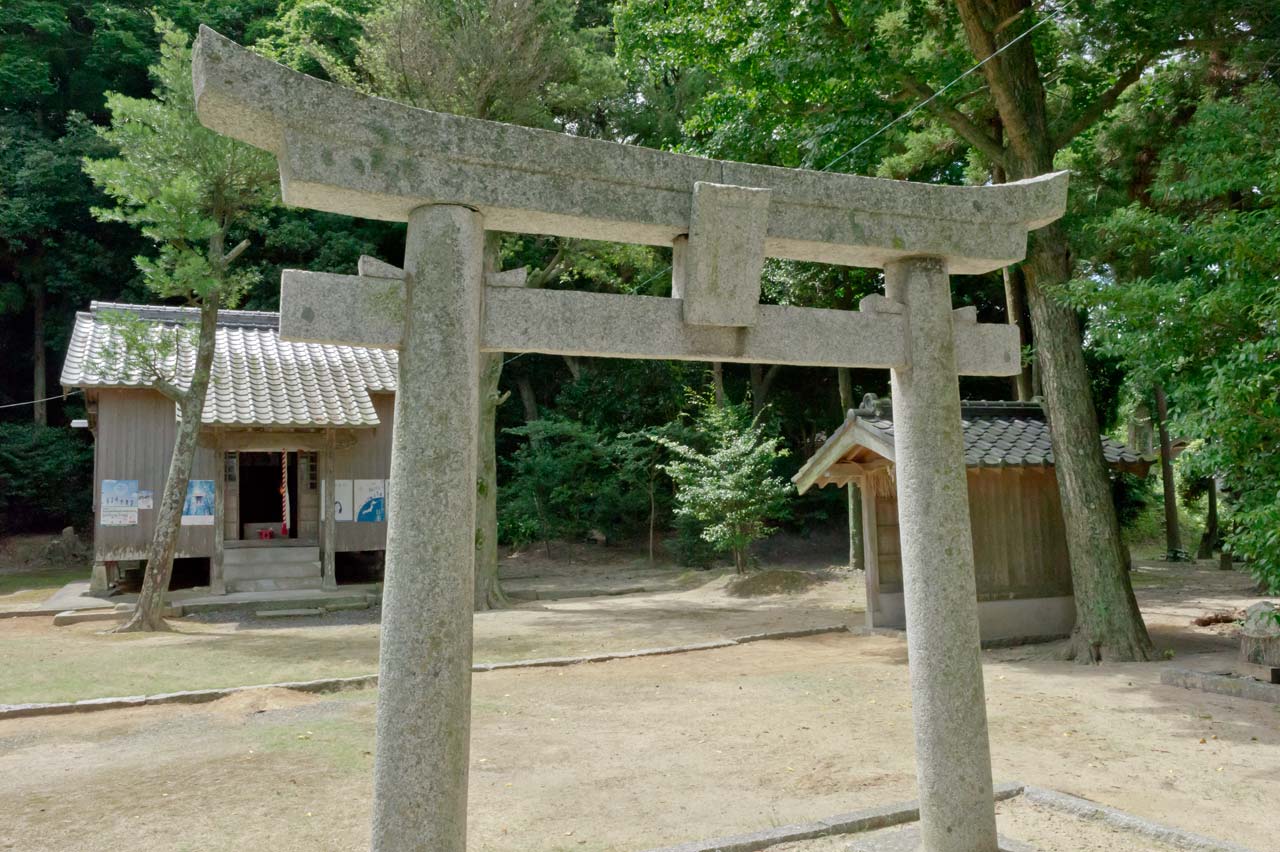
[1021,785,1260,852]
[638,783,1025,852]
[0,624,850,721]
[1160,666,1280,704]
[0,675,379,721]
[639,782,1258,852]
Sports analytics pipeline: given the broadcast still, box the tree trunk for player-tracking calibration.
[115,292,221,632]
[1002,264,1035,400]
[837,367,864,571]
[749,363,781,416]
[474,235,509,611]
[711,361,725,406]
[953,0,1153,662]
[1153,385,1183,558]
[515,371,538,425]
[1023,227,1154,662]
[31,282,47,425]
[1198,477,1218,560]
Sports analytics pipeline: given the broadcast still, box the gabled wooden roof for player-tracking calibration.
[793,397,1153,494]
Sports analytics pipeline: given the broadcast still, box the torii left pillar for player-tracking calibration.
[372,203,483,852]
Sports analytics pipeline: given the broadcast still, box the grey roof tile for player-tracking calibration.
[60,302,398,428]
[852,399,1146,468]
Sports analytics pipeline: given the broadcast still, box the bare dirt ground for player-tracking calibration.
[0,559,1276,852]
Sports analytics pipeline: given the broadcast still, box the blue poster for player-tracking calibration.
[355,479,385,522]
[181,479,216,526]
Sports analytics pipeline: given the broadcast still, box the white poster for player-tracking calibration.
[355,479,385,523]
[181,479,215,526]
[137,490,154,510]
[100,480,138,526]
[334,479,353,522]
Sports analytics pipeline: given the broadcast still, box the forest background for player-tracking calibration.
[2,0,1277,590]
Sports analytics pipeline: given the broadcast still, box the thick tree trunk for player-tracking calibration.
[475,349,509,611]
[1002,265,1035,400]
[1198,477,1218,560]
[1023,227,1154,661]
[711,361,726,406]
[1153,385,1183,558]
[514,372,538,424]
[837,367,864,571]
[953,0,1153,662]
[474,236,509,611]
[31,282,47,425]
[749,363,781,416]
[115,293,221,633]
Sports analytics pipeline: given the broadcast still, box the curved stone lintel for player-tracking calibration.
[193,26,1068,275]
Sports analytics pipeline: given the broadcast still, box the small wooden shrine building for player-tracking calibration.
[61,302,397,594]
[794,396,1151,642]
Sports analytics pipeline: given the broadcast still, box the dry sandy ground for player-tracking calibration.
[0,563,1275,852]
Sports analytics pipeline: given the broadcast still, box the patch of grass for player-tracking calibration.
[254,716,375,773]
[0,567,83,602]
[726,569,823,597]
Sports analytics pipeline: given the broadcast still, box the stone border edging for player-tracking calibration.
[639,782,1260,852]
[638,783,1025,852]
[1160,666,1280,704]
[1021,785,1259,852]
[0,624,849,721]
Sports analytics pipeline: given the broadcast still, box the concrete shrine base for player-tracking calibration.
[642,783,1259,852]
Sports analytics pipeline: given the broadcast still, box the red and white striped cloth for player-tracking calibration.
[280,450,290,536]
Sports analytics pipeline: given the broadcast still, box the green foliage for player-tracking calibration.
[83,19,277,306]
[0,423,93,533]
[1067,82,1280,590]
[498,417,670,545]
[655,392,792,572]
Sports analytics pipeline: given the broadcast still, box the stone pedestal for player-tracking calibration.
[885,256,999,852]
[370,204,484,852]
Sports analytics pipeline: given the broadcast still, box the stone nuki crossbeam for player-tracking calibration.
[192,24,1068,852]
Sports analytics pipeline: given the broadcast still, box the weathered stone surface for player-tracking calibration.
[1161,666,1280,705]
[1241,602,1280,668]
[280,269,405,349]
[885,257,998,851]
[1021,784,1259,852]
[281,270,1021,376]
[371,204,483,852]
[682,181,771,327]
[844,825,1035,852]
[481,286,1020,376]
[192,26,1067,275]
[52,609,122,626]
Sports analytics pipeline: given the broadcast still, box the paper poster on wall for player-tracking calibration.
[100,480,139,526]
[355,479,385,522]
[137,490,154,510]
[181,479,215,525]
[334,479,353,522]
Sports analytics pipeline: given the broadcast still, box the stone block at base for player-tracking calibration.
[844,825,1035,852]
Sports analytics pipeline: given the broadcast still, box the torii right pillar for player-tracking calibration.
[886,255,998,851]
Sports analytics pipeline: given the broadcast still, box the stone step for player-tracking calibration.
[223,545,320,566]
[223,560,323,581]
[225,576,325,593]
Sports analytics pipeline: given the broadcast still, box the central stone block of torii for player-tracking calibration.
[192,26,1067,852]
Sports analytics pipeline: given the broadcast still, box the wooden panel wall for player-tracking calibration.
[93,389,216,561]
[876,493,903,591]
[297,451,320,539]
[333,393,394,552]
[967,468,1072,600]
[873,467,1073,601]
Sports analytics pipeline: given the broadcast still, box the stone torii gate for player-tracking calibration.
[192,26,1066,852]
